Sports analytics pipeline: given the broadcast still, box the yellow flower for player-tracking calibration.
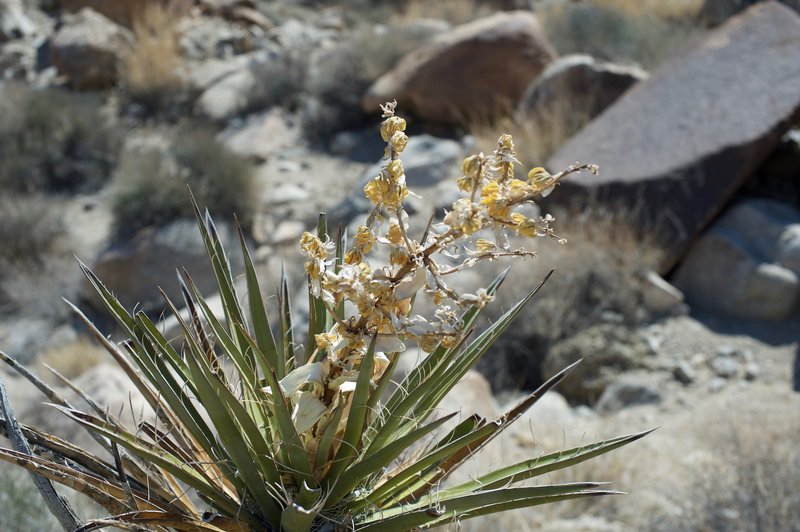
[386,223,403,245]
[386,159,404,181]
[475,238,496,253]
[516,218,539,238]
[508,179,531,200]
[510,212,526,225]
[364,176,389,205]
[462,154,482,178]
[344,249,363,265]
[353,226,375,253]
[497,133,514,151]
[380,116,406,142]
[457,175,472,192]
[480,180,510,219]
[390,131,408,153]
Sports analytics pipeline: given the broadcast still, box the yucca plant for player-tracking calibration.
[0,102,650,531]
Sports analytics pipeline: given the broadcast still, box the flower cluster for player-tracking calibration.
[290,102,597,459]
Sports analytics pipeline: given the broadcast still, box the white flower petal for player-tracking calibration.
[395,267,426,300]
[292,392,328,434]
[263,362,324,396]
[375,334,405,353]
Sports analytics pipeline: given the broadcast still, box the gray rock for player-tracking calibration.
[516,54,646,124]
[364,11,556,124]
[744,361,760,381]
[48,8,133,90]
[271,220,306,245]
[217,110,298,164]
[777,224,800,274]
[596,377,662,413]
[195,49,280,121]
[81,219,241,315]
[641,271,685,315]
[673,202,800,320]
[673,361,696,385]
[542,325,651,405]
[701,0,800,25]
[177,14,255,60]
[709,376,728,392]
[547,2,800,273]
[0,0,36,43]
[710,355,739,378]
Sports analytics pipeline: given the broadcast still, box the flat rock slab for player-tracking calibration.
[546,2,800,272]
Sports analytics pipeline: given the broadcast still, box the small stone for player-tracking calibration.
[329,131,362,155]
[716,345,737,358]
[709,377,727,393]
[271,220,305,245]
[710,355,739,379]
[277,160,301,173]
[262,183,309,205]
[642,332,662,355]
[674,361,696,385]
[642,270,685,314]
[744,362,760,381]
[596,378,663,413]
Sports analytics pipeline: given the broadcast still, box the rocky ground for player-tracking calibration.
[1,0,800,531]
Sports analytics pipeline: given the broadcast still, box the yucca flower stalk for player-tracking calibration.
[0,102,650,531]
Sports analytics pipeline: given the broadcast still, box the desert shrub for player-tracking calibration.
[542,1,705,69]
[112,129,254,237]
[0,85,121,194]
[0,195,66,268]
[400,0,496,25]
[479,204,663,391]
[470,97,595,167]
[249,47,310,112]
[663,429,800,531]
[0,104,648,531]
[35,339,109,383]
[120,1,188,113]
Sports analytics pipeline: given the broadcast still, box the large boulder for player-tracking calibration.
[546,2,800,272]
[81,219,241,315]
[672,199,800,320]
[48,8,133,89]
[363,11,556,125]
[516,54,646,125]
[701,0,800,25]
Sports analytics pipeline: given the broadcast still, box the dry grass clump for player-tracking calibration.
[541,0,705,69]
[34,339,110,383]
[479,204,663,391]
[399,0,496,25]
[112,128,254,237]
[120,0,188,112]
[470,96,595,167]
[657,425,800,532]
[0,195,66,269]
[0,85,121,194]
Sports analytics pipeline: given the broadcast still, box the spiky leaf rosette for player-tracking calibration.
[0,103,649,531]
